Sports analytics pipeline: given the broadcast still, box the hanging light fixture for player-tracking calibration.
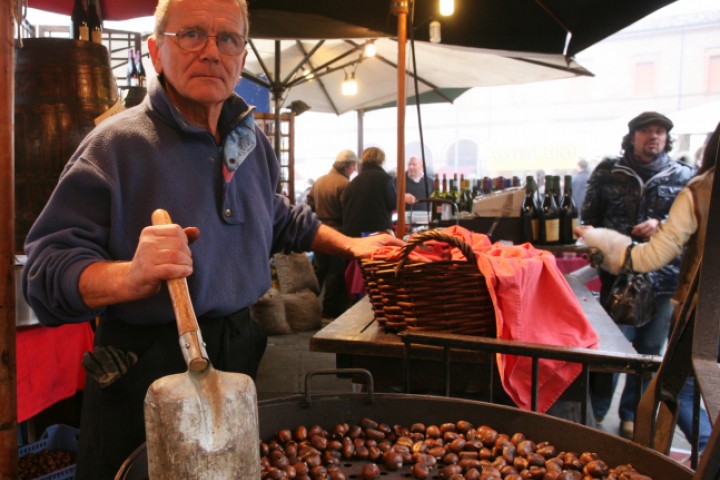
[364,41,377,58]
[341,71,358,96]
[439,0,454,16]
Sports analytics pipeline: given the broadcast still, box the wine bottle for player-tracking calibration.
[560,174,579,244]
[135,50,147,87]
[86,0,103,44]
[430,176,443,223]
[541,176,560,244]
[71,0,88,41]
[462,179,473,213]
[520,176,538,243]
[443,178,457,220]
[127,48,139,87]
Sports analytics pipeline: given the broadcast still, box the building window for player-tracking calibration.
[709,54,720,94]
[634,61,656,97]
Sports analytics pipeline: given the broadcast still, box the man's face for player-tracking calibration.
[344,163,358,177]
[631,124,668,163]
[149,0,248,110]
[407,157,422,180]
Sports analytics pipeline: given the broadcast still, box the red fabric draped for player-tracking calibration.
[372,226,599,413]
[16,323,94,422]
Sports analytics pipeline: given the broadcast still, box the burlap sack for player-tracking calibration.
[250,288,292,335]
[282,288,322,332]
[273,252,319,294]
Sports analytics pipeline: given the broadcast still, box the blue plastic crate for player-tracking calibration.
[19,424,79,480]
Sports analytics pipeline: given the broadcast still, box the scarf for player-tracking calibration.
[624,151,671,182]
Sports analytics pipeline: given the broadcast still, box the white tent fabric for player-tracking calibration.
[243,38,592,115]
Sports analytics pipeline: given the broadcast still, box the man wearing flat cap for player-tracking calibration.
[580,111,694,439]
[306,149,359,320]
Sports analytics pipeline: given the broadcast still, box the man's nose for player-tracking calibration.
[201,36,221,57]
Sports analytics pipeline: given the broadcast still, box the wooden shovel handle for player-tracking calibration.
[151,209,209,371]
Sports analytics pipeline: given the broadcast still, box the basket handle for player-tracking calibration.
[395,229,476,273]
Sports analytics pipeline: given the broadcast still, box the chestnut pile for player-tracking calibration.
[260,417,653,480]
[18,449,75,480]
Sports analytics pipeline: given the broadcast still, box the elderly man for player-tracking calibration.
[22,0,401,477]
[581,111,694,439]
[306,149,358,320]
[402,156,434,223]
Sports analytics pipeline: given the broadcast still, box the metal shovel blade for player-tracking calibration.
[144,367,260,479]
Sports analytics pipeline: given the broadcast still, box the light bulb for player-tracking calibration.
[429,21,441,44]
[439,0,454,16]
[342,73,358,96]
[364,42,377,58]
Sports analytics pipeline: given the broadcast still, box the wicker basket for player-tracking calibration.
[360,230,496,336]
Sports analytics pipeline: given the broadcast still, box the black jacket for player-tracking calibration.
[581,153,694,295]
[342,163,397,237]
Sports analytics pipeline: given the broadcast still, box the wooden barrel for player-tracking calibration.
[14,38,119,252]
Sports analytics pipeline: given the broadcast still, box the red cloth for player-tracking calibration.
[373,226,599,413]
[16,323,94,422]
[555,255,601,293]
[345,260,366,298]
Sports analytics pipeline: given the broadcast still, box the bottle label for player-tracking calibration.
[91,29,102,43]
[545,218,560,243]
[571,218,579,240]
[79,24,89,41]
[531,219,539,242]
[441,204,452,221]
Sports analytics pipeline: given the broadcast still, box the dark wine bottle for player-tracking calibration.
[135,50,147,87]
[71,0,88,41]
[541,176,560,244]
[86,0,103,44]
[127,48,139,87]
[430,176,442,223]
[520,176,538,243]
[560,174,579,244]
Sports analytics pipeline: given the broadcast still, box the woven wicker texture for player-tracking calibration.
[361,230,496,336]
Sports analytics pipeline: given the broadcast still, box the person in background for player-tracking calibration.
[580,111,694,439]
[572,158,591,218]
[403,156,434,211]
[536,168,547,195]
[21,1,402,477]
[306,149,359,321]
[342,147,397,238]
[576,120,720,453]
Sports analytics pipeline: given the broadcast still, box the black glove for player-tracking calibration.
[82,345,138,388]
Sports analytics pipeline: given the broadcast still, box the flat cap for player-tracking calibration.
[335,149,359,164]
[628,111,673,132]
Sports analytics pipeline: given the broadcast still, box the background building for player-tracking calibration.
[293,0,720,190]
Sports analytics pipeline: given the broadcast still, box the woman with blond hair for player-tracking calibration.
[342,147,397,237]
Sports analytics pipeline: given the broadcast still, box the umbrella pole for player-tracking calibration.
[1,0,19,475]
[393,0,409,239]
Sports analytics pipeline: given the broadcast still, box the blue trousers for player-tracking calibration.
[677,376,712,452]
[591,293,673,421]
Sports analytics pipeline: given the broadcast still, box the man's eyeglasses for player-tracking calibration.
[162,28,246,56]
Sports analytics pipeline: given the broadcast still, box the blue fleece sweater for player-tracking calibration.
[23,77,320,326]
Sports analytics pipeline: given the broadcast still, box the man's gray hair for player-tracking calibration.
[153,0,250,39]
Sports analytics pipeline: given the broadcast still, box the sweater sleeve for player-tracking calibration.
[631,187,697,272]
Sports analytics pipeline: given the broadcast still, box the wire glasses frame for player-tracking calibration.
[162,28,246,56]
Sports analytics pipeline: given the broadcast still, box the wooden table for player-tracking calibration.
[310,276,658,418]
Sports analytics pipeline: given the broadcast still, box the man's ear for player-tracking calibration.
[148,36,163,75]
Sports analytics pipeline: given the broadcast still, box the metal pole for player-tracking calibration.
[392,0,409,238]
[356,109,364,158]
[0,0,19,476]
